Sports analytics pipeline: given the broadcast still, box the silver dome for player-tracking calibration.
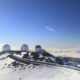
[2,44,11,51]
[21,44,29,52]
[35,45,42,52]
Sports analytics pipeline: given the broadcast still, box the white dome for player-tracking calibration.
[35,47,42,52]
[35,45,46,53]
[21,44,29,52]
[2,44,11,51]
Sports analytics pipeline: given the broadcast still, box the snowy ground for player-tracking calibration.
[0,56,80,80]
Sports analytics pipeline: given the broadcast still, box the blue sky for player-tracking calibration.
[0,0,80,49]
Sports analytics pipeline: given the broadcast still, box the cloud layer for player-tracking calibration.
[46,48,80,58]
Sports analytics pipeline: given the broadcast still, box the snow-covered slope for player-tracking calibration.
[0,56,80,80]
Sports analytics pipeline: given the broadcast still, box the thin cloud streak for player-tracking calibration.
[45,26,55,32]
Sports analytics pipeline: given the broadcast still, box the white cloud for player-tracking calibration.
[47,48,80,58]
[45,26,55,32]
